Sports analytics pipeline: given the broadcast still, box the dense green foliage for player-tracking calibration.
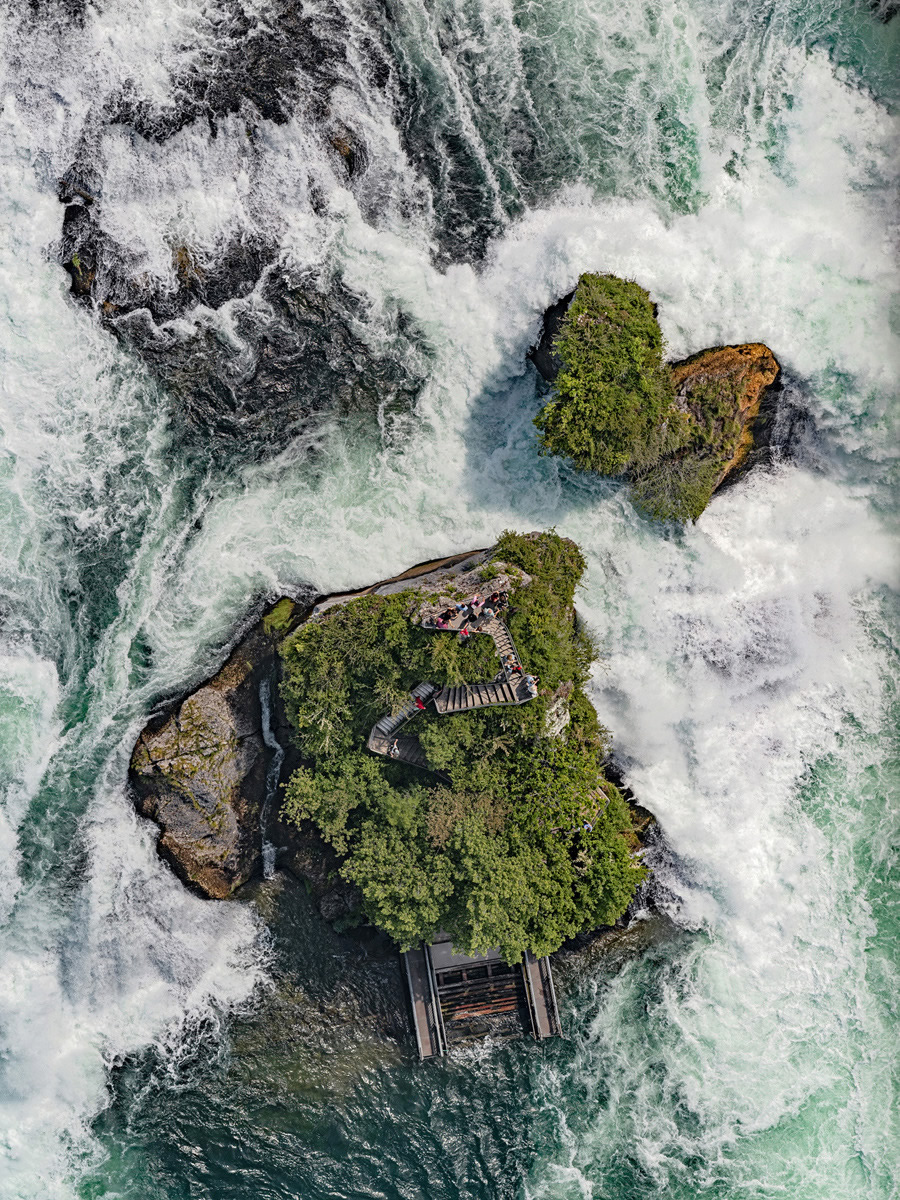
[534,274,745,521]
[630,378,744,521]
[534,274,678,476]
[279,531,646,962]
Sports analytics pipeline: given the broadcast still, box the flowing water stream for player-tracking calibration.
[0,0,897,1197]
[258,676,284,879]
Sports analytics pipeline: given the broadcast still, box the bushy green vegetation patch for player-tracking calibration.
[263,597,297,636]
[534,273,745,521]
[279,531,646,962]
[534,274,677,476]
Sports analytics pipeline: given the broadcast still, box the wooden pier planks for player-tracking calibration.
[521,950,560,1040]
[403,946,445,1059]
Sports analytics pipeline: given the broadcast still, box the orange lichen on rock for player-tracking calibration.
[670,343,780,488]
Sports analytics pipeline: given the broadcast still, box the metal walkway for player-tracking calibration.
[403,938,561,1058]
[367,612,536,773]
[367,731,434,773]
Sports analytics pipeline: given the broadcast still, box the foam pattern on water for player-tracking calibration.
[0,0,897,1196]
[523,472,898,1198]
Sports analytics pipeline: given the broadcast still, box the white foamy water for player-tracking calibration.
[524,471,898,1198]
[0,0,897,1196]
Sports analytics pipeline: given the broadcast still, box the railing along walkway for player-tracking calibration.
[370,683,438,740]
[367,610,535,773]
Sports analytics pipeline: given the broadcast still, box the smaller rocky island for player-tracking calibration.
[531,273,780,521]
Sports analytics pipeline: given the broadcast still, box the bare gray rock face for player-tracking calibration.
[130,602,303,897]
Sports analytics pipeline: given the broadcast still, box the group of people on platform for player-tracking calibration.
[431,590,509,633]
[502,654,538,692]
[382,587,543,764]
[427,589,538,698]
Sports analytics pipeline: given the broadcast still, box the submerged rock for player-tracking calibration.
[52,3,424,461]
[869,0,898,21]
[56,189,426,459]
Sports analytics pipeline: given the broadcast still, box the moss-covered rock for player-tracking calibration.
[530,275,780,521]
[629,341,780,521]
[670,342,781,485]
[534,274,675,478]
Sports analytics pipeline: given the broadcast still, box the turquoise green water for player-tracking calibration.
[0,0,897,1196]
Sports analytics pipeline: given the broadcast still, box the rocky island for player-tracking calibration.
[531,273,780,521]
[130,531,652,969]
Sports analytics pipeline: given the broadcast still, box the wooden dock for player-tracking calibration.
[522,949,561,1039]
[403,945,447,1059]
[403,935,561,1058]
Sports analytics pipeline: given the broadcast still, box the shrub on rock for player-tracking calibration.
[533,274,779,521]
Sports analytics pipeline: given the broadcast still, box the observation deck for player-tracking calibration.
[403,935,560,1059]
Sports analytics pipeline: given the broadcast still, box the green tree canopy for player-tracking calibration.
[280,530,647,961]
[534,274,759,521]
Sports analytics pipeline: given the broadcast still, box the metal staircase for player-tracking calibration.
[370,683,437,739]
[368,613,535,773]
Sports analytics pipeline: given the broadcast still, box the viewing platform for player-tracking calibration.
[403,936,561,1058]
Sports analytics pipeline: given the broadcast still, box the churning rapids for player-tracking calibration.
[0,0,898,1197]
